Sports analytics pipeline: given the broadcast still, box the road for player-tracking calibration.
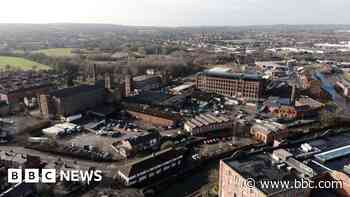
[0,145,122,177]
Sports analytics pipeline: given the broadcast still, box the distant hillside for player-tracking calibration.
[0,56,51,71]
[34,48,75,57]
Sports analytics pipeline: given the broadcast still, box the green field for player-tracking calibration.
[13,49,26,54]
[0,56,51,71]
[35,48,75,57]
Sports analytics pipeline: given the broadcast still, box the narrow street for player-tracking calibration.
[0,145,120,176]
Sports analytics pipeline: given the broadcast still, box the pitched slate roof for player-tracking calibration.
[118,147,187,177]
[200,67,263,81]
[49,84,104,98]
[127,132,160,147]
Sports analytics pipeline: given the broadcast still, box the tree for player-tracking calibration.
[320,108,337,127]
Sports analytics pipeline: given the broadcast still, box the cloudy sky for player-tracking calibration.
[0,0,349,26]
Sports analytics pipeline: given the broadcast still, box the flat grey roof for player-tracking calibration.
[201,67,263,81]
[224,153,301,195]
[315,145,350,162]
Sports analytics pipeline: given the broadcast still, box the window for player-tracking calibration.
[139,176,147,181]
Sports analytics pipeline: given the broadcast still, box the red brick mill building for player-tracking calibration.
[196,67,264,102]
[0,71,54,110]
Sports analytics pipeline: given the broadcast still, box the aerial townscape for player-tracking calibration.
[1,4,350,197]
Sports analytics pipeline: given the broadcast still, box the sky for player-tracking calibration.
[0,0,350,26]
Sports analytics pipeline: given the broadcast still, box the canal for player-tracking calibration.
[150,72,350,197]
[154,160,219,197]
[315,72,350,114]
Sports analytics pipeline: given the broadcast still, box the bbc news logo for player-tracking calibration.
[8,169,103,184]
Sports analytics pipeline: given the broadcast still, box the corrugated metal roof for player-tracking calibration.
[195,116,210,125]
[199,114,217,124]
[190,119,203,127]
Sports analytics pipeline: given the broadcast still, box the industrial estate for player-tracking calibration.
[1,23,350,197]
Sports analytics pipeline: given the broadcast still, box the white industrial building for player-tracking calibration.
[42,123,81,137]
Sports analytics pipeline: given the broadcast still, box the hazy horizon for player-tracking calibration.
[1,22,350,28]
[1,0,350,27]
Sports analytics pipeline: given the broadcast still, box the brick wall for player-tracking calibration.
[219,160,267,197]
[219,160,311,197]
[196,75,262,101]
[128,110,175,127]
